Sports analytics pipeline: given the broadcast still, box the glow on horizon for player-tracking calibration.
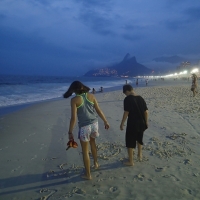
[140,68,199,79]
[164,70,188,77]
[190,68,199,74]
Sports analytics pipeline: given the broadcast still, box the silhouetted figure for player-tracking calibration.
[92,88,96,94]
[145,79,148,86]
[136,79,138,86]
[100,87,103,92]
[191,74,198,97]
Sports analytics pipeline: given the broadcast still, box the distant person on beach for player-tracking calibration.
[120,84,148,166]
[100,86,103,92]
[63,81,109,180]
[92,88,96,94]
[145,79,148,86]
[136,79,138,86]
[191,74,198,97]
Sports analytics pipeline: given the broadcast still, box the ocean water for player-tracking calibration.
[0,75,138,108]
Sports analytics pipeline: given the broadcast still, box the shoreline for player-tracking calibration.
[0,78,192,117]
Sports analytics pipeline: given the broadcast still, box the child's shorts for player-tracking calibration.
[78,121,99,142]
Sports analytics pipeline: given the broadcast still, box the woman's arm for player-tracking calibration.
[93,98,109,129]
[68,98,77,139]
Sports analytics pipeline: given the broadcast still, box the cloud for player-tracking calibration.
[75,0,112,9]
[31,0,53,6]
[123,24,145,31]
[79,10,115,36]
[0,0,200,76]
[164,6,200,31]
[164,19,187,30]
[184,6,200,21]
[0,13,6,20]
[122,34,142,41]
[0,25,90,75]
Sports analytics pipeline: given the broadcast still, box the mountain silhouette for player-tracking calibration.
[84,53,152,77]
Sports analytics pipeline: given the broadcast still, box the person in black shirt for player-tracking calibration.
[120,84,148,166]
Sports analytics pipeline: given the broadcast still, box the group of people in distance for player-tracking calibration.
[92,86,103,94]
[63,81,148,180]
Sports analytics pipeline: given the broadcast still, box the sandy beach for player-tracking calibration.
[0,79,200,200]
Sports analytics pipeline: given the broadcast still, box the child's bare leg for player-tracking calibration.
[137,142,142,161]
[80,140,92,180]
[124,148,134,166]
[89,137,99,169]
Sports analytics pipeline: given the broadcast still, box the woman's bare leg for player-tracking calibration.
[89,137,99,169]
[80,140,92,180]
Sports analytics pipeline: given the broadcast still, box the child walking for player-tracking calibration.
[63,81,109,180]
[120,84,148,166]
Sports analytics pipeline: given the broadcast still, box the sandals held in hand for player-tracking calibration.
[66,139,78,150]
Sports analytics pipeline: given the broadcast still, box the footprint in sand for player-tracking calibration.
[182,188,192,195]
[72,187,86,195]
[22,139,28,143]
[155,166,169,172]
[42,157,57,161]
[193,173,199,177]
[46,170,67,178]
[134,174,145,181]
[97,178,106,182]
[162,174,180,181]
[96,189,104,195]
[31,155,37,160]
[109,187,118,192]
[29,132,36,136]
[11,166,21,173]
[155,167,166,172]
[183,159,191,165]
[60,187,85,198]
[40,188,57,200]
[59,163,84,175]
[59,163,68,170]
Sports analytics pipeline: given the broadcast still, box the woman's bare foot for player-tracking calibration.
[94,162,99,169]
[81,174,92,180]
[123,161,134,166]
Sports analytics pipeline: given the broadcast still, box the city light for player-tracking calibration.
[190,68,199,74]
[164,70,188,77]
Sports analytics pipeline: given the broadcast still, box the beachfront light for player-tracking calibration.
[163,70,189,78]
[190,68,199,74]
[183,70,187,74]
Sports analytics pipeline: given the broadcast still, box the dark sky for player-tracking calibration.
[0,0,200,76]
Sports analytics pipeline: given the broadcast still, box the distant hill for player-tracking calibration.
[153,55,187,63]
[84,53,152,77]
